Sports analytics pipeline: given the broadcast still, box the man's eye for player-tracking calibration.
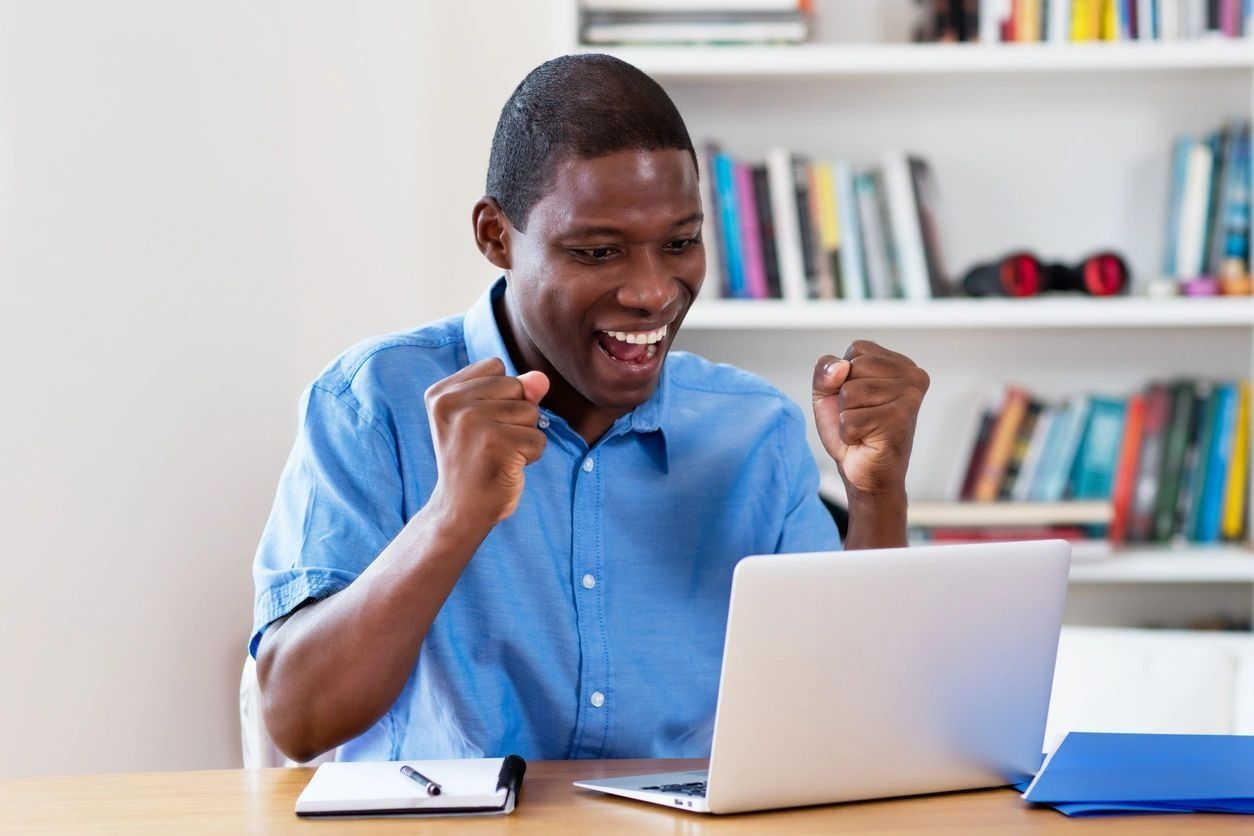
[665,238,698,253]
[574,247,617,261]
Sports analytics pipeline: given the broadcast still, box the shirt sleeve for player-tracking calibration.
[249,383,405,658]
[774,401,843,554]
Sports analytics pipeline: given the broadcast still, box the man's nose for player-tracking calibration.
[618,250,678,314]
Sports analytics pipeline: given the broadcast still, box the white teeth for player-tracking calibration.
[605,324,668,345]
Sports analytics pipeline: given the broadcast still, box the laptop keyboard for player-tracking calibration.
[641,781,707,797]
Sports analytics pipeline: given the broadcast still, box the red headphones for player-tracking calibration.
[960,252,1130,297]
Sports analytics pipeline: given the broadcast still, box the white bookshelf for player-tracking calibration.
[580,40,1254,77]
[563,1,1254,628]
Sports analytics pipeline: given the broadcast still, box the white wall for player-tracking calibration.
[0,0,563,778]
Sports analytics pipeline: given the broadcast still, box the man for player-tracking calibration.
[252,54,929,764]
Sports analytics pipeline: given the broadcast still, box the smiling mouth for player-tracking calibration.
[596,324,668,366]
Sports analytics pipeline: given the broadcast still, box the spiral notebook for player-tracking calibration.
[294,755,526,817]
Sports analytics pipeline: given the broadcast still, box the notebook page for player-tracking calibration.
[296,758,508,813]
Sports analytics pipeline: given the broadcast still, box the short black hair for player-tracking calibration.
[486,53,697,231]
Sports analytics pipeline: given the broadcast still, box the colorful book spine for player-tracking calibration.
[882,151,931,301]
[1036,396,1092,502]
[974,387,1031,502]
[1108,393,1146,544]
[1197,383,1238,543]
[1072,395,1127,501]
[712,153,745,298]
[1012,405,1056,502]
[1221,381,1250,540]
[1185,383,1220,540]
[751,165,782,298]
[814,161,843,299]
[1153,381,1197,540]
[791,156,818,299]
[735,162,769,299]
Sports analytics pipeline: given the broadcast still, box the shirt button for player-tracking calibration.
[590,691,605,708]
[538,416,550,429]
[581,457,595,473]
[582,573,596,589]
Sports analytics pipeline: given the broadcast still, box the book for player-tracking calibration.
[1176,139,1215,280]
[834,160,868,301]
[751,164,782,298]
[1021,732,1254,816]
[1033,395,1092,503]
[1174,380,1212,541]
[712,153,745,298]
[791,155,818,298]
[882,151,931,301]
[958,386,1003,500]
[1182,383,1218,539]
[1071,395,1126,501]
[735,162,769,299]
[295,756,526,817]
[813,161,843,298]
[808,163,837,299]
[1107,392,1145,544]
[910,157,950,297]
[1001,398,1044,500]
[698,143,726,296]
[974,387,1031,502]
[1152,381,1196,540]
[1197,382,1238,543]
[765,148,807,302]
[1128,384,1171,542]
[1221,380,1250,540]
[856,171,894,299]
[1012,404,1056,502]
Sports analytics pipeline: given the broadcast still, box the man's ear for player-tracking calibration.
[473,196,512,271]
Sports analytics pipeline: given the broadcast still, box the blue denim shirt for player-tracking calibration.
[250,278,841,761]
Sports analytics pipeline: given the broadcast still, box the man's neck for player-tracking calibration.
[493,288,622,446]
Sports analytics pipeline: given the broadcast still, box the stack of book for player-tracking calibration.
[1163,121,1251,290]
[580,0,811,45]
[929,380,1252,550]
[699,145,949,301]
[919,0,1254,42]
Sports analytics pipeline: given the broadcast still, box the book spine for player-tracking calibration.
[1152,381,1197,540]
[1049,0,1073,41]
[855,173,892,299]
[751,165,782,299]
[1042,396,1092,502]
[1072,396,1127,501]
[1220,127,1249,276]
[698,143,726,297]
[1127,383,1170,541]
[909,158,950,297]
[814,161,843,299]
[834,161,867,301]
[1174,380,1211,541]
[1012,405,1056,502]
[1197,383,1238,543]
[1203,129,1231,278]
[974,387,1031,502]
[713,153,745,298]
[957,386,1004,500]
[1185,382,1220,539]
[1176,141,1215,280]
[1000,399,1044,499]
[882,151,932,301]
[1163,137,1192,278]
[791,157,818,298]
[807,164,836,299]
[765,148,808,303]
[1221,380,1250,540]
[735,162,769,299]
[1108,393,1146,543]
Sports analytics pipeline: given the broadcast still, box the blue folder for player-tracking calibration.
[1020,732,1254,817]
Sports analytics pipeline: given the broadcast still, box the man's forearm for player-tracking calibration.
[256,492,489,763]
[843,487,909,550]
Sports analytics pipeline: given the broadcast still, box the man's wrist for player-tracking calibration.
[843,485,909,550]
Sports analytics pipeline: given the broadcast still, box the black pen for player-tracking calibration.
[399,764,442,796]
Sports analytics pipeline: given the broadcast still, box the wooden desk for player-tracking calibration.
[1,758,1246,834]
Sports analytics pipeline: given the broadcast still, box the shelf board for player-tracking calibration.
[682,296,1254,330]
[1069,546,1254,583]
[581,40,1254,78]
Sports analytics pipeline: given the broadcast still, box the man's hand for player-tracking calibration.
[812,340,929,501]
[425,358,550,530]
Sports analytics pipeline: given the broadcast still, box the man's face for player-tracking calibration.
[503,148,705,414]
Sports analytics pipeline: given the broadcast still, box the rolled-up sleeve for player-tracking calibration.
[774,402,843,555]
[249,382,404,658]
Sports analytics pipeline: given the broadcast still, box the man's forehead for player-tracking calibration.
[538,148,700,230]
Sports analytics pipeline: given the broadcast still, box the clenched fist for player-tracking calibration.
[812,340,929,499]
[424,358,550,530]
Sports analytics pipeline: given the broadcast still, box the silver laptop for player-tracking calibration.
[574,539,1071,814]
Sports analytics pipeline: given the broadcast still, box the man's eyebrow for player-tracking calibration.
[563,213,705,240]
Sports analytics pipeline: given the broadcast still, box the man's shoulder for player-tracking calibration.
[666,351,800,419]
[310,314,467,403]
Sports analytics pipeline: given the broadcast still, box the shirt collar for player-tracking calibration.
[463,277,671,471]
